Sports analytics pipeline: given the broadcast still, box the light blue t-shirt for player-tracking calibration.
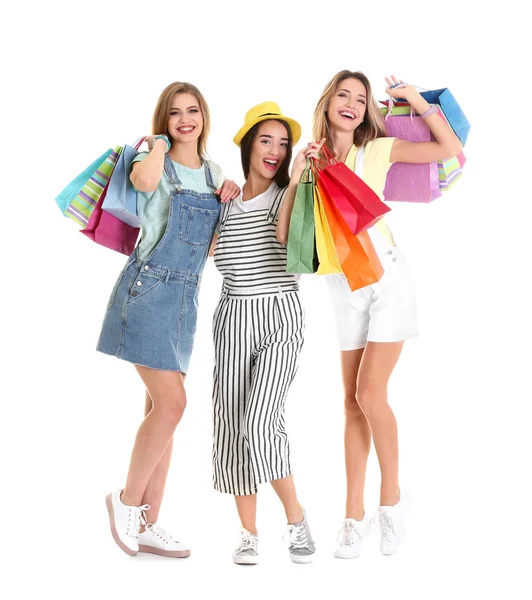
[132,152,224,260]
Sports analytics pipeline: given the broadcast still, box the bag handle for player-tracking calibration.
[385,83,430,121]
[133,136,148,150]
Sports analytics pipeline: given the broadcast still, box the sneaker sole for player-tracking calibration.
[334,548,360,559]
[138,545,191,559]
[105,493,138,557]
[290,554,315,564]
[233,555,260,565]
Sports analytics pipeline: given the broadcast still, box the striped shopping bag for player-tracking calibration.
[64,147,122,227]
[438,155,464,191]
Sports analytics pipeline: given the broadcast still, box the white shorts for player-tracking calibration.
[326,246,418,351]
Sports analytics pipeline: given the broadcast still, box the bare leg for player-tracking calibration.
[120,366,186,508]
[139,391,173,526]
[356,341,404,507]
[234,494,258,534]
[270,476,304,524]
[341,348,370,520]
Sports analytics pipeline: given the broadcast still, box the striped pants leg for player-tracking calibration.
[212,291,304,495]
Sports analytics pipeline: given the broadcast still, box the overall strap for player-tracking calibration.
[217,201,232,234]
[203,160,219,192]
[267,185,288,223]
[163,154,183,189]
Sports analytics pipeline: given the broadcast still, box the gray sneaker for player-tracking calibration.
[233,528,259,565]
[286,509,316,563]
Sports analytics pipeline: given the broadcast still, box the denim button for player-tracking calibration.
[136,281,142,287]
[131,291,138,297]
[387,249,393,255]
[144,265,149,271]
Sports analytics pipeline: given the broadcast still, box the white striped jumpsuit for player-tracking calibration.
[212,184,304,495]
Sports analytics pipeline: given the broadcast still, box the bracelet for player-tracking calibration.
[420,105,438,120]
[153,134,171,152]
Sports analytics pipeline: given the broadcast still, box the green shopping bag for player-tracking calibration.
[286,166,319,274]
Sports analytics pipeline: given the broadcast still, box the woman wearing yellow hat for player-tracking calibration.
[210,102,321,565]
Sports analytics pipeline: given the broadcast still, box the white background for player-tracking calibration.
[2,1,530,598]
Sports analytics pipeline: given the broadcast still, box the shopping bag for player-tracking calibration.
[381,114,441,203]
[286,166,319,273]
[55,149,113,215]
[316,146,391,234]
[63,147,122,226]
[316,179,383,291]
[313,186,342,274]
[381,103,467,195]
[101,138,146,227]
[419,88,470,145]
[81,178,140,256]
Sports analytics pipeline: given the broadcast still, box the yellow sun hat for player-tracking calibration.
[233,101,302,147]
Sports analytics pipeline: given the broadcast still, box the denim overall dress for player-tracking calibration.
[97,156,221,372]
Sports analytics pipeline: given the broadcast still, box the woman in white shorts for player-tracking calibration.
[278,71,462,557]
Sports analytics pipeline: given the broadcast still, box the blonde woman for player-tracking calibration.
[278,71,462,557]
[98,82,239,558]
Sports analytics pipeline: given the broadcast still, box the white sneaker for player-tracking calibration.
[233,528,259,565]
[138,522,191,558]
[105,489,150,556]
[379,500,406,555]
[334,514,372,559]
[286,509,316,564]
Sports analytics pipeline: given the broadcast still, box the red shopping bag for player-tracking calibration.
[315,146,390,235]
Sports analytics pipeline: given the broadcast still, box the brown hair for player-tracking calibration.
[152,82,211,158]
[312,70,386,151]
[240,120,293,188]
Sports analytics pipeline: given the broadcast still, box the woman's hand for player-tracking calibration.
[290,138,326,185]
[216,180,240,203]
[385,75,420,103]
[145,135,170,152]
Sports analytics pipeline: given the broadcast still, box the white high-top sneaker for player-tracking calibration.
[334,514,372,559]
[379,500,406,556]
[233,528,259,565]
[105,490,150,556]
[138,523,191,558]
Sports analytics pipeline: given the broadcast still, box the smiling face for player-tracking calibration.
[326,77,368,134]
[248,120,290,181]
[167,92,204,145]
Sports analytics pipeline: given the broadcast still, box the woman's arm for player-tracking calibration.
[276,139,324,244]
[130,137,168,192]
[386,77,463,164]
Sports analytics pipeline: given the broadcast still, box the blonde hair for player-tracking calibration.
[312,70,386,151]
[152,82,211,158]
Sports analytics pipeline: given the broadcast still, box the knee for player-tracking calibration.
[156,393,187,426]
[356,385,385,417]
[344,391,364,420]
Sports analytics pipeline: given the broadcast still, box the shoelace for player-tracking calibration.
[127,504,150,538]
[337,521,362,546]
[238,530,258,552]
[146,522,174,543]
[286,523,309,550]
[379,511,396,542]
